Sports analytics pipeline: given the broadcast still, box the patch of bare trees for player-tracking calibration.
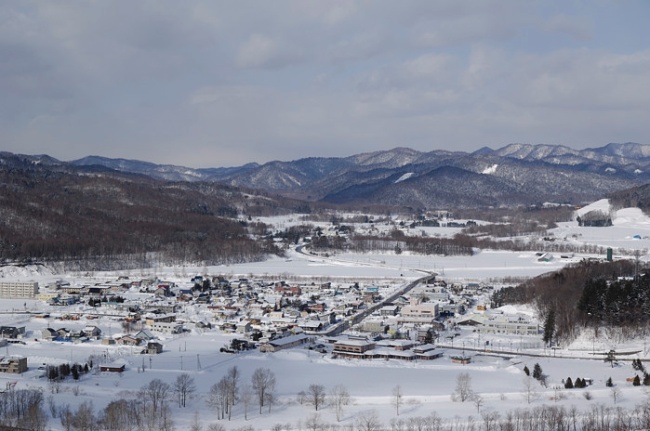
[251,367,276,414]
[0,388,47,431]
[306,384,326,411]
[174,373,196,408]
[329,384,350,422]
[451,372,474,402]
[208,366,240,420]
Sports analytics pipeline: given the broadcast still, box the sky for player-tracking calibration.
[2,1,650,168]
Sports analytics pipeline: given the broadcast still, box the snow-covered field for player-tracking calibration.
[2,201,650,430]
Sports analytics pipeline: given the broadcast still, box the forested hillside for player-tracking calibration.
[492,260,637,342]
[0,154,298,268]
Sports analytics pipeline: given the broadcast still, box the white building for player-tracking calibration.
[0,282,38,299]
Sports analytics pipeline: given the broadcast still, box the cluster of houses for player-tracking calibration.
[0,270,542,367]
[40,325,102,342]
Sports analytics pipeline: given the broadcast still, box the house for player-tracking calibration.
[100,363,126,373]
[0,356,27,373]
[361,320,387,333]
[134,329,156,341]
[332,339,376,357]
[41,328,57,341]
[146,342,163,354]
[154,286,173,297]
[82,325,102,339]
[296,320,323,332]
[306,303,326,313]
[149,322,183,335]
[379,305,398,316]
[55,328,72,340]
[117,335,141,346]
[0,326,26,339]
[236,321,252,334]
[400,298,439,319]
[413,345,445,360]
[145,314,177,325]
[259,333,311,353]
[86,286,110,298]
[49,295,78,306]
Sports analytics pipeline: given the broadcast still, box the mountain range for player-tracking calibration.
[7,142,650,209]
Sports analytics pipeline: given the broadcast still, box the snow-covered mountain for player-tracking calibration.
[17,142,650,208]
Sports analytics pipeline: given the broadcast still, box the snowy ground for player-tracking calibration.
[2,203,650,429]
[1,321,648,430]
[553,199,650,256]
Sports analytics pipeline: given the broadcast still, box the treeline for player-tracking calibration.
[313,234,474,256]
[0,156,290,267]
[491,260,636,341]
[9,384,650,431]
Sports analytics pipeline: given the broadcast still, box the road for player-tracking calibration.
[294,244,436,336]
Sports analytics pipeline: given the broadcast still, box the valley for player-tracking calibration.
[1,199,649,430]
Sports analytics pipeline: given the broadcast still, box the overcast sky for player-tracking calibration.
[2,1,649,168]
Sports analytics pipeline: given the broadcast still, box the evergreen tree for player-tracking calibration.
[633,359,646,373]
[523,366,530,376]
[47,366,59,381]
[643,373,650,386]
[574,378,582,388]
[71,365,80,380]
[542,309,556,346]
[532,363,543,380]
[633,375,641,386]
[564,377,573,389]
[606,377,613,387]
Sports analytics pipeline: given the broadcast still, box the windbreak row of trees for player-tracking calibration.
[8,385,650,431]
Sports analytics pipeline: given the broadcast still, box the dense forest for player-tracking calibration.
[491,259,641,342]
[0,155,304,268]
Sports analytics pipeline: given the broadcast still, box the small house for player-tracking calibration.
[146,341,163,354]
[0,356,27,374]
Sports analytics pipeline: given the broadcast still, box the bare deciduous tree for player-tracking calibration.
[355,409,381,431]
[473,394,484,413]
[190,411,203,431]
[392,385,403,416]
[329,384,350,422]
[140,378,171,416]
[305,413,323,431]
[307,384,327,411]
[174,373,197,408]
[225,366,240,419]
[101,399,139,431]
[240,384,253,420]
[611,386,621,404]
[522,375,538,404]
[207,423,226,431]
[70,401,95,431]
[452,372,474,402]
[251,368,276,414]
[207,378,229,420]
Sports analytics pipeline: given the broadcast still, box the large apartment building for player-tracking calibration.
[0,282,38,299]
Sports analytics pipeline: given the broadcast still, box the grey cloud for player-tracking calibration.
[0,1,648,167]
